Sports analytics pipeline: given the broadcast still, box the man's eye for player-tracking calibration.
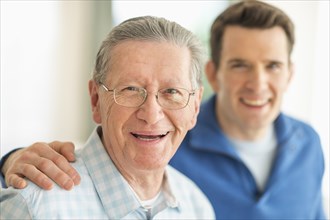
[163,88,180,94]
[231,63,248,70]
[267,63,282,72]
[269,63,279,69]
[123,86,140,92]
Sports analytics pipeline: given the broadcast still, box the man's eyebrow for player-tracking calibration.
[227,58,285,64]
[267,60,284,64]
[227,58,247,64]
[262,60,286,67]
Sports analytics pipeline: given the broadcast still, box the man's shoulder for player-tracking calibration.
[0,154,97,216]
[280,113,311,126]
[165,165,215,217]
[277,114,323,158]
[278,113,320,138]
[166,165,205,194]
[166,165,192,181]
[6,154,88,201]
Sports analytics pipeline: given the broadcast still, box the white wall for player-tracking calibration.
[1,1,111,155]
[1,1,62,154]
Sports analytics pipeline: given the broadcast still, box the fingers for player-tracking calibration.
[48,141,81,186]
[7,164,53,190]
[50,141,76,162]
[28,142,81,189]
[35,147,81,188]
[4,149,54,190]
[3,142,81,190]
[6,174,28,189]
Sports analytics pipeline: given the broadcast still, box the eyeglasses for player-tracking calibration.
[100,83,195,110]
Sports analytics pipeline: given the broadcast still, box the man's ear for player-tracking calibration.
[288,62,295,84]
[89,80,102,124]
[205,60,219,92]
[284,62,295,92]
[189,86,204,129]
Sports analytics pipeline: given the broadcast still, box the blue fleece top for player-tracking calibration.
[170,94,326,219]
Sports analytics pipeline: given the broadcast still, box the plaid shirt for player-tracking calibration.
[1,127,214,219]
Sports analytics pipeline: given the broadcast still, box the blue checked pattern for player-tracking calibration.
[1,127,214,219]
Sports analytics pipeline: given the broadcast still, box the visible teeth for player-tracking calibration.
[137,135,160,141]
[132,132,168,141]
[243,99,268,106]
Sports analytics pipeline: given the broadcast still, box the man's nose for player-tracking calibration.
[245,67,268,92]
[136,94,165,125]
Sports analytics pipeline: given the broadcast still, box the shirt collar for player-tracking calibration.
[162,169,181,209]
[81,126,180,219]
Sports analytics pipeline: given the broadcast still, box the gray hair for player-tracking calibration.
[93,16,205,89]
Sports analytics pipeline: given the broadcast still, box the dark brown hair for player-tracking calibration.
[210,0,295,68]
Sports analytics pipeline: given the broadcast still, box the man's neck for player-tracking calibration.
[125,170,164,200]
[216,105,271,141]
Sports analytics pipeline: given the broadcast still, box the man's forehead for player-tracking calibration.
[104,41,192,86]
[221,26,289,60]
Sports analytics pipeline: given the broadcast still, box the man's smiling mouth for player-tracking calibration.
[240,98,271,107]
[131,132,169,141]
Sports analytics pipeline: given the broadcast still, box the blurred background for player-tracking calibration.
[1,0,329,215]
